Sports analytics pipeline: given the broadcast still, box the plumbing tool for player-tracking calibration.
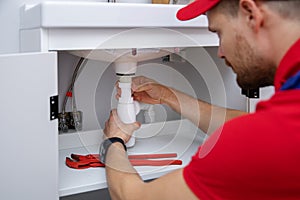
[66,153,182,169]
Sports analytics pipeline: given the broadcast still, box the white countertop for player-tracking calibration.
[20,1,218,52]
[20,1,207,29]
[59,120,205,197]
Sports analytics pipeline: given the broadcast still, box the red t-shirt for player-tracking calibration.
[183,39,300,200]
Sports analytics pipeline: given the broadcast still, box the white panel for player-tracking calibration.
[20,4,42,29]
[20,28,49,52]
[20,2,208,29]
[48,28,218,51]
[19,2,218,52]
[0,52,58,200]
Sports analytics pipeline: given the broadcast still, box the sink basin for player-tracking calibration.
[20,1,218,52]
[20,1,207,28]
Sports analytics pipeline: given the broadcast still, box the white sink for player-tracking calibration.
[20,1,208,29]
[20,1,218,52]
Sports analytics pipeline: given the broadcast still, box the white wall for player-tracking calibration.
[0,0,100,54]
[69,47,246,131]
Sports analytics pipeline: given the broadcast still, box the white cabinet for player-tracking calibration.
[0,52,58,200]
[0,2,221,199]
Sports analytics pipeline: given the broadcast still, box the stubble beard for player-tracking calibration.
[230,34,276,90]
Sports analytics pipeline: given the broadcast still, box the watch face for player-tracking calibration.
[99,140,109,164]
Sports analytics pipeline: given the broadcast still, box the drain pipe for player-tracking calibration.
[139,103,155,124]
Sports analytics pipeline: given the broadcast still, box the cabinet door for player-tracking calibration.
[0,52,58,200]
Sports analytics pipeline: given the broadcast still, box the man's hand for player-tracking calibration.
[116,76,171,105]
[103,109,140,143]
[132,76,171,104]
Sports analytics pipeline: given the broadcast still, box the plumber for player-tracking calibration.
[100,0,300,199]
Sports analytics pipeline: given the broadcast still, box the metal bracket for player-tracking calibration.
[50,95,59,120]
[241,88,260,98]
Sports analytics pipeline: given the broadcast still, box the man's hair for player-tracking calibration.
[215,0,239,17]
[216,0,300,20]
[266,1,300,21]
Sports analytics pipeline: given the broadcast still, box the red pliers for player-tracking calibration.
[66,153,182,169]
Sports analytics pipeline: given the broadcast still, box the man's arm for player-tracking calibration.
[105,142,198,200]
[161,87,246,133]
[103,110,198,200]
[132,76,246,134]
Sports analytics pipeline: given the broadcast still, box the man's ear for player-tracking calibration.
[239,0,264,32]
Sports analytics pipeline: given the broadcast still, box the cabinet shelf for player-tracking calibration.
[59,119,205,197]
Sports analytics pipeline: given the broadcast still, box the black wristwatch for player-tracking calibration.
[99,137,127,164]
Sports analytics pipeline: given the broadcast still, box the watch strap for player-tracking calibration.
[99,137,127,164]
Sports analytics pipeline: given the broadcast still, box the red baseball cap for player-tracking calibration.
[176,0,221,21]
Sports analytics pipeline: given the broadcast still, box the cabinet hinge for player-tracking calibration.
[241,88,260,98]
[50,95,59,120]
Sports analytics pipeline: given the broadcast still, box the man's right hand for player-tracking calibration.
[131,76,171,105]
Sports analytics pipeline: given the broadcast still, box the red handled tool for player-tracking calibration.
[66,153,182,169]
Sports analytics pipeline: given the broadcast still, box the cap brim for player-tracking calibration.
[176,0,220,21]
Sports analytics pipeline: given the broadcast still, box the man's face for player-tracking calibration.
[207,9,275,89]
